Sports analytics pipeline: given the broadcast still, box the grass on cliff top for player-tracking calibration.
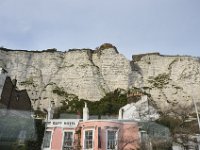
[95,43,118,54]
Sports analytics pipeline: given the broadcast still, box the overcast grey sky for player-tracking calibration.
[0,0,200,59]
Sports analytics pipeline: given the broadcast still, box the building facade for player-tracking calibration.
[42,103,140,150]
[42,119,140,150]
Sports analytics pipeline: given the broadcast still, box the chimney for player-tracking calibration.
[118,108,124,120]
[83,102,89,121]
[47,101,55,121]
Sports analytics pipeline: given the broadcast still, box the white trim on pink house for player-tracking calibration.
[106,128,119,150]
[42,129,53,150]
[61,130,75,150]
[83,128,95,150]
[42,103,140,150]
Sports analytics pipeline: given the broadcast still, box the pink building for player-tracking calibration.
[76,120,140,150]
[42,104,140,150]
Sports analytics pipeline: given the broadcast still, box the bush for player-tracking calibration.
[54,88,128,118]
[52,86,67,97]
[97,43,118,53]
[42,48,57,52]
[19,77,34,86]
[156,116,182,134]
[148,73,170,88]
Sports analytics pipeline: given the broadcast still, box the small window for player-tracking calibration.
[84,130,93,149]
[43,131,52,148]
[107,130,117,150]
[63,132,74,150]
[98,127,101,148]
[140,130,148,141]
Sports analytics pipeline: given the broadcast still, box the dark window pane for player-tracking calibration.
[43,131,51,148]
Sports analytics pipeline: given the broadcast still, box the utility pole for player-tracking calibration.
[193,99,200,150]
[193,99,200,131]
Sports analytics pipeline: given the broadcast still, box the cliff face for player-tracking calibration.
[0,47,200,111]
[131,53,200,111]
[0,48,131,109]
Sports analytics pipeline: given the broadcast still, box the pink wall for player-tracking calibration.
[46,127,76,150]
[51,127,63,150]
[77,120,140,150]
[45,120,140,150]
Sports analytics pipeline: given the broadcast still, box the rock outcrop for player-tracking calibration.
[0,46,200,112]
[131,53,200,111]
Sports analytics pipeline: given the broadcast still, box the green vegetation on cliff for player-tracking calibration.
[148,73,170,88]
[53,87,128,118]
[52,86,151,118]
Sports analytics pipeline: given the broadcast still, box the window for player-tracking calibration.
[107,130,118,150]
[84,130,93,149]
[63,131,74,150]
[18,130,26,145]
[43,131,52,149]
[140,130,148,141]
[98,127,101,148]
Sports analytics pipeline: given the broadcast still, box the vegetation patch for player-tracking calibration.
[99,43,117,50]
[53,88,128,118]
[53,86,154,118]
[156,112,199,135]
[52,86,68,97]
[148,73,170,88]
[168,58,178,70]
[42,48,57,52]
[19,77,34,86]
[34,109,46,118]
[80,64,90,68]
[127,87,150,103]
[95,43,118,54]
[132,53,160,62]
[172,85,183,90]
[156,116,182,134]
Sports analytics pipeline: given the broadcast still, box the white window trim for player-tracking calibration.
[61,130,75,150]
[83,128,95,150]
[106,129,118,150]
[43,129,53,150]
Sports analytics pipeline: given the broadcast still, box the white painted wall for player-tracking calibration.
[118,95,159,121]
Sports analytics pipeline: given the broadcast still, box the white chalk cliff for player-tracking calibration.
[0,46,200,111]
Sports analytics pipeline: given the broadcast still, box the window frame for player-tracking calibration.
[62,130,75,150]
[83,129,94,150]
[43,130,53,150]
[106,129,118,150]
